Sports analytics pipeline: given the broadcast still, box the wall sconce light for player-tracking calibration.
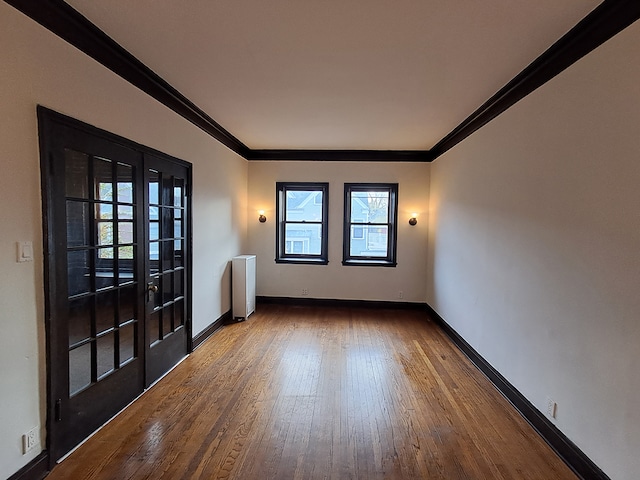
[258,210,267,223]
[409,214,418,226]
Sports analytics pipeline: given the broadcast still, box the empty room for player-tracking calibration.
[1,1,638,479]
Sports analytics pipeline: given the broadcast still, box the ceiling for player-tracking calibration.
[58,0,604,152]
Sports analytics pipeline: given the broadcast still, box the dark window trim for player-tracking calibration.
[343,183,398,267]
[275,182,329,265]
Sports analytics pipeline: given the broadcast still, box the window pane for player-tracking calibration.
[67,249,90,296]
[350,225,389,257]
[116,163,133,203]
[284,223,321,255]
[119,322,135,365]
[69,296,91,346]
[174,269,184,297]
[162,207,173,238]
[97,203,113,219]
[174,179,184,207]
[69,343,92,395]
[285,190,323,221]
[96,248,115,290]
[118,247,134,271]
[162,175,173,207]
[162,272,173,305]
[97,204,114,246]
[118,221,134,245]
[162,304,173,337]
[96,290,116,334]
[118,258,134,283]
[150,221,159,241]
[162,240,173,272]
[149,311,161,345]
[97,221,114,246]
[175,299,184,327]
[98,246,115,259]
[118,205,133,220]
[174,240,183,267]
[95,158,113,201]
[149,170,159,205]
[351,191,389,223]
[120,286,137,324]
[149,242,159,259]
[65,149,89,199]
[149,241,159,274]
[97,332,115,379]
[67,201,90,247]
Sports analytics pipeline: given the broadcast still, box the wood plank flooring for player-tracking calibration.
[46,304,577,479]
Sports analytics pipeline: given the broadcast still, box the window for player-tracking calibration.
[352,218,365,240]
[343,183,398,266]
[276,182,329,264]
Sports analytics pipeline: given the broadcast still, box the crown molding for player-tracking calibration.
[429,0,640,160]
[5,0,252,158]
[246,149,433,162]
[5,0,640,162]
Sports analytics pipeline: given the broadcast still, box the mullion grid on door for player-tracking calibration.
[66,152,140,395]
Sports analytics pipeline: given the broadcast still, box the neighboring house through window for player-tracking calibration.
[343,183,398,267]
[276,182,329,264]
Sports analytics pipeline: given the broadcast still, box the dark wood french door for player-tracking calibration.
[39,108,191,462]
[144,155,189,384]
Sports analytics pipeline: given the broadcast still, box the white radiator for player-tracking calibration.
[232,255,256,320]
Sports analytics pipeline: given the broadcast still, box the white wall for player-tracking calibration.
[0,4,247,478]
[248,161,429,302]
[427,21,640,480]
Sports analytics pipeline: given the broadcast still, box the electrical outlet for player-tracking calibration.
[301,288,308,296]
[398,291,404,299]
[546,397,557,419]
[22,427,39,454]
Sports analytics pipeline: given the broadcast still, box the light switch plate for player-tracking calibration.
[17,241,33,262]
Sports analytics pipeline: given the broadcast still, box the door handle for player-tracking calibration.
[147,282,158,302]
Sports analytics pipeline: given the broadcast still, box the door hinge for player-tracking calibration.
[55,398,62,422]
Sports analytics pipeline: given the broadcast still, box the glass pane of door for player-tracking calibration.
[148,169,186,343]
[145,160,188,385]
[65,151,140,396]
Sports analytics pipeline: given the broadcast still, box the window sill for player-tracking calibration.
[342,259,397,267]
[275,258,329,265]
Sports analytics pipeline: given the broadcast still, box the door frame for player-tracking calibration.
[38,106,193,465]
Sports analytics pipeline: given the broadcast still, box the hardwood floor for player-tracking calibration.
[46,304,577,479]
